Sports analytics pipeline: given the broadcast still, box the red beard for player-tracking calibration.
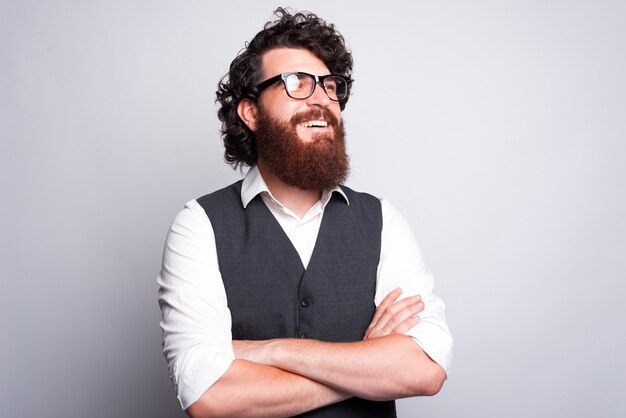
[254,107,350,190]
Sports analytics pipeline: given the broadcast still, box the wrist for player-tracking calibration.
[262,338,301,370]
[265,338,287,367]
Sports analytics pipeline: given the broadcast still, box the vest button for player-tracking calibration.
[300,298,310,307]
[299,332,310,339]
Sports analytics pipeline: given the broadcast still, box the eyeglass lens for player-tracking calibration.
[284,73,347,101]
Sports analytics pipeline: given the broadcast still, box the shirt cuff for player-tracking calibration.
[408,320,453,374]
[174,346,235,409]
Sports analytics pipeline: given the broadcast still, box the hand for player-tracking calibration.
[364,288,424,339]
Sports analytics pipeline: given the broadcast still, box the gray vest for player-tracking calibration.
[198,181,396,417]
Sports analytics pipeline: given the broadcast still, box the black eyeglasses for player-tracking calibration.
[256,72,349,102]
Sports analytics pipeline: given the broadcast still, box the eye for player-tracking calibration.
[285,74,303,92]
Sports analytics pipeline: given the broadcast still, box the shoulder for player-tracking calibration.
[339,184,381,208]
[166,180,244,243]
[196,180,243,209]
[167,199,214,241]
[379,198,405,223]
[336,186,408,228]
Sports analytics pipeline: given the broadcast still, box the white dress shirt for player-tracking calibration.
[158,166,453,409]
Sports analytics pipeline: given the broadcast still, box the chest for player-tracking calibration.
[200,186,382,341]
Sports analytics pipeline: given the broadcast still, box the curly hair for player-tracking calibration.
[216,7,354,169]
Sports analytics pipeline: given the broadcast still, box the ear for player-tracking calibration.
[237,99,259,131]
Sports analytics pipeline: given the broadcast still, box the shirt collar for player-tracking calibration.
[241,165,349,209]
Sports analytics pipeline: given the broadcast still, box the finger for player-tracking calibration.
[373,295,421,332]
[383,302,423,333]
[366,296,422,339]
[367,288,402,331]
[392,315,421,335]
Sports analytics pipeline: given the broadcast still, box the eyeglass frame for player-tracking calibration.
[255,71,350,102]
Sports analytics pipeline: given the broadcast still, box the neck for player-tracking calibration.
[257,163,322,218]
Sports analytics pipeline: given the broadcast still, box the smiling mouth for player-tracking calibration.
[300,120,329,128]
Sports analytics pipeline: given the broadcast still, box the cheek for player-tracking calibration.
[328,104,342,123]
[261,97,300,123]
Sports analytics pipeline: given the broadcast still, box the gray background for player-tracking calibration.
[2,0,625,417]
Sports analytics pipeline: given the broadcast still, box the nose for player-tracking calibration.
[305,81,331,107]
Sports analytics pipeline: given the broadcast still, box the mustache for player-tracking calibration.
[290,108,340,127]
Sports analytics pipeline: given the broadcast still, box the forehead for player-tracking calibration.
[260,48,331,79]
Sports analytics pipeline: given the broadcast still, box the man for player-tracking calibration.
[158,8,452,417]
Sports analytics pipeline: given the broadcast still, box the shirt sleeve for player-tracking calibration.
[376,198,453,373]
[157,200,235,409]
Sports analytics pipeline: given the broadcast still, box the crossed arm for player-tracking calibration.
[186,289,446,418]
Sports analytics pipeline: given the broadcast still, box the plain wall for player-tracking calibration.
[2,1,625,417]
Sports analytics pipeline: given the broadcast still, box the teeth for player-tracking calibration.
[301,120,328,128]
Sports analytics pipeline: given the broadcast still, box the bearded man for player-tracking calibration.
[158,8,453,418]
